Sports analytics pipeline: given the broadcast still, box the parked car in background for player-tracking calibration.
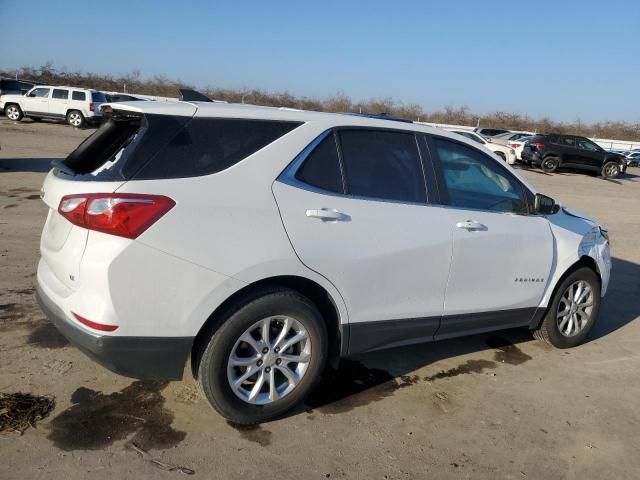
[104,93,147,102]
[489,131,536,145]
[509,135,536,161]
[36,101,611,424]
[624,151,640,167]
[474,127,510,138]
[447,129,517,164]
[0,78,37,99]
[522,134,627,178]
[0,86,106,127]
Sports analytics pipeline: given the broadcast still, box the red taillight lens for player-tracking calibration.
[72,312,118,332]
[511,143,522,148]
[89,102,95,112]
[58,194,175,239]
[530,141,545,149]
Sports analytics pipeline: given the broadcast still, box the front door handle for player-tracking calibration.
[456,220,487,231]
[306,208,350,222]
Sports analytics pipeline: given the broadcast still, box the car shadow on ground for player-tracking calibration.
[0,158,59,173]
[292,256,640,416]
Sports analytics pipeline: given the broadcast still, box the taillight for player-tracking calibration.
[486,137,493,143]
[58,193,175,239]
[72,312,118,332]
[511,143,522,148]
[530,141,545,149]
[89,102,94,112]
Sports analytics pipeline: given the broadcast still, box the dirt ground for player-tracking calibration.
[1,117,639,480]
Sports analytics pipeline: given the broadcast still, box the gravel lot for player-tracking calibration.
[1,117,639,480]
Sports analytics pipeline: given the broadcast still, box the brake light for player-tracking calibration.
[530,141,545,149]
[89,102,94,112]
[72,312,118,332]
[511,143,522,148]
[58,193,175,239]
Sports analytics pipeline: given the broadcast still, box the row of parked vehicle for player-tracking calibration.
[0,78,147,128]
[446,127,637,180]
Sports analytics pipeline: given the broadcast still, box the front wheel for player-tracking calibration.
[601,161,621,179]
[5,104,23,121]
[197,288,328,424]
[66,110,85,128]
[533,267,601,348]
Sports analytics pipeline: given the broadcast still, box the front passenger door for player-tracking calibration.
[428,136,553,338]
[23,87,51,115]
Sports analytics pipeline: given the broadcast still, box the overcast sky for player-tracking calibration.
[1,0,638,123]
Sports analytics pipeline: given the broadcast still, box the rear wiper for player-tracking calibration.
[51,159,77,176]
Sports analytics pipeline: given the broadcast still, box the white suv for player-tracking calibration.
[1,85,106,127]
[447,128,517,164]
[36,101,611,424]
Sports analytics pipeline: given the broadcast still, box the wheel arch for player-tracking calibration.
[531,255,601,329]
[190,275,345,380]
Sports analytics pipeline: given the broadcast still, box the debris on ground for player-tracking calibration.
[0,392,55,434]
[126,441,195,475]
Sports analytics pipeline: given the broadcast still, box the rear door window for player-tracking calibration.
[338,129,427,203]
[52,89,69,100]
[295,134,343,193]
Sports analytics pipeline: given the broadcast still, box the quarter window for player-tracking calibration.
[295,134,343,193]
[434,138,529,214]
[338,130,427,203]
[52,89,69,100]
[72,91,86,101]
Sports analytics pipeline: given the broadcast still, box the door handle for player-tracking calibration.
[456,220,486,231]
[306,208,350,222]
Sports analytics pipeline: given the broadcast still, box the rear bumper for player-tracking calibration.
[36,285,193,380]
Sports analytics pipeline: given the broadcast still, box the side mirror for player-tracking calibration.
[534,193,559,215]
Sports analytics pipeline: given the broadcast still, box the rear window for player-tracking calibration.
[92,91,107,102]
[52,89,69,100]
[56,114,302,181]
[132,118,302,179]
[72,91,86,101]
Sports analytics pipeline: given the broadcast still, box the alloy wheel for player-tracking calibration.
[6,106,20,120]
[556,280,594,337]
[605,163,619,178]
[69,112,82,127]
[227,316,311,405]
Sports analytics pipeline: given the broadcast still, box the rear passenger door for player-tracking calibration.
[427,136,553,338]
[49,88,70,117]
[273,128,453,354]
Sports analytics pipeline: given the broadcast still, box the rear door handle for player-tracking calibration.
[306,208,350,222]
[456,220,486,231]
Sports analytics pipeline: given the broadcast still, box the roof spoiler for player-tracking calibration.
[179,88,213,102]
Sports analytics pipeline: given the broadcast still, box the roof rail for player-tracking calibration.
[179,88,213,102]
[339,112,413,123]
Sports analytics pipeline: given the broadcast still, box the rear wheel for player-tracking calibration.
[5,104,23,121]
[66,110,85,128]
[197,288,328,424]
[533,267,600,348]
[541,156,559,173]
[602,161,620,179]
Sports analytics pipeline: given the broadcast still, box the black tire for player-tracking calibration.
[66,110,85,128]
[601,161,620,179]
[197,288,328,424]
[4,104,23,121]
[533,267,601,348]
[541,156,559,173]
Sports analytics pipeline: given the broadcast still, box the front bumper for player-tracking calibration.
[36,285,193,380]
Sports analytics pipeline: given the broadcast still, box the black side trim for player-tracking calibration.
[36,286,193,380]
[349,316,440,355]
[347,307,541,356]
[434,307,537,340]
